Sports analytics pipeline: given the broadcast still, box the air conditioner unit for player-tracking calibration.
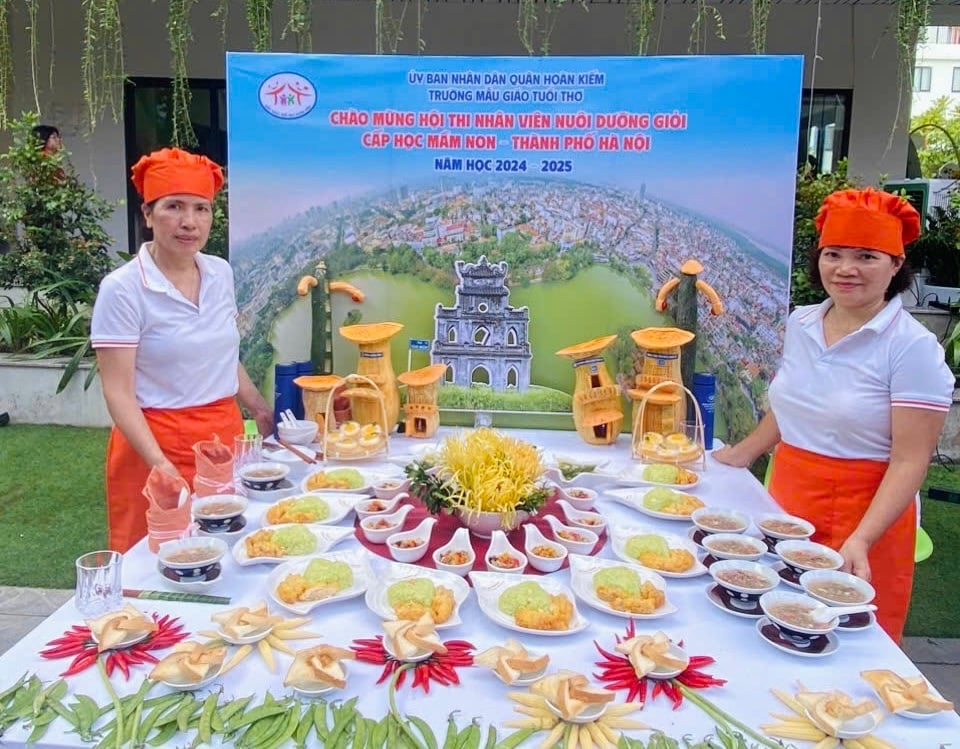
[883,178,958,226]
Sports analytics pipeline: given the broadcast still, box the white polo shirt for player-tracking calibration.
[91,244,240,409]
[767,297,954,461]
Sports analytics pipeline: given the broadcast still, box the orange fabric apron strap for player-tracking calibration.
[769,442,916,643]
[105,396,243,553]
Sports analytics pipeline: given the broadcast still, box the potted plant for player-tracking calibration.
[906,203,960,305]
[405,428,550,537]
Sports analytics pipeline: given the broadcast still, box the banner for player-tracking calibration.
[226,53,802,439]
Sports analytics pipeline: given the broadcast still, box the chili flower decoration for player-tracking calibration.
[593,619,725,708]
[350,635,474,693]
[40,613,187,679]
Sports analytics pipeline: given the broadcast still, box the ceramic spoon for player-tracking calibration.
[810,603,878,624]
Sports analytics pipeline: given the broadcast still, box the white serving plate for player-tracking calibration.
[158,662,225,692]
[262,492,363,526]
[267,548,374,615]
[299,466,399,495]
[231,524,355,566]
[468,571,588,636]
[364,561,470,630]
[610,525,708,579]
[289,662,350,697]
[614,464,700,490]
[567,554,676,619]
[605,487,702,521]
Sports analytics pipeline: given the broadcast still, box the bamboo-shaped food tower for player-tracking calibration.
[338,322,404,428]
[397,363,448,439]
[294,374,342,434]
[556,334,624,445]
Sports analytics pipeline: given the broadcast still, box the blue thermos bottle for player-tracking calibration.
[692,372,716,449]
[293,360,312,419]
[274,362,300,433]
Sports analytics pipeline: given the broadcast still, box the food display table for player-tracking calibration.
[0,428,956,748]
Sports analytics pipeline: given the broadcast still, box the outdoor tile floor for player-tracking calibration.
[0,586,956,712]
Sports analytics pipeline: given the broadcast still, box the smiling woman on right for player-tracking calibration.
[713,187,954,642]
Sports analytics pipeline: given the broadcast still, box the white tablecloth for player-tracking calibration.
[1,429,957,748]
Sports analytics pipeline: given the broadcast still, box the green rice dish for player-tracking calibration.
[643,487,679,511]
[387,579,435,608]
[272,525,317,555]
[304,558,353,589]
[624,534,669,559]
[558,460,597,481]
[325,468,365,489]
[497,581,551,615]
[593,566,641,594]
[641,464,680,484]
[291,496,330,521]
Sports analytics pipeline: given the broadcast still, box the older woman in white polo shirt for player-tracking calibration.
[91,148,272,553]
[714,187,954,642]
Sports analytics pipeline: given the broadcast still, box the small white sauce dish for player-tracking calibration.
[359,504,414,544]
[387,517,437,563]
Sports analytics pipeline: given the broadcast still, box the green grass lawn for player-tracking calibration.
[0,424,957,637]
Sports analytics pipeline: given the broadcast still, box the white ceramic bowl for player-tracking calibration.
[557,486,598,512]
[359,505,413,544]
[775,540,844,574]
[355,495,403,521]
[799,569,876,606]
[262,447,317,481]
[386,519,436,564]
[691,507,749,535]
[556,499,607,534]
[701,533,766,562]
[158,537,227,570]
[544,515,599,555]
[192,495,247,520]
[433,528,476,576]
[524,539,568,573]
[485,530,528,573]
[239,462,290,491]
[756,513,815,541]
[277,419,319,445]
[372,477,411,500]
[760,590,840,637]
[710,559,780,596]
[245,479,297,503]
[457,509,529,538]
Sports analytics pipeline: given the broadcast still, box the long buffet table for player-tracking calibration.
[1,428,957,748]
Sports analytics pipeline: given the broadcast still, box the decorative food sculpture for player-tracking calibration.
[397,363,448,439]
[339,322,403,428]
[296,260,364,375]
[555,334,623,446]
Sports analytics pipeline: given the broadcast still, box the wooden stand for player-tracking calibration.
[397,363,447,439]
[556,334,623,445]
[632,380,706,469]
[339,322,404,429]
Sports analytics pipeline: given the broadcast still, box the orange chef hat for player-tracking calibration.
[815,187,920,258]
[130,147,224,204]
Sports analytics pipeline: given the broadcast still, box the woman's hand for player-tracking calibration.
[253,408,274,437]
[152,456,183,479]
[712,443,754,468]
[838,534,872,582]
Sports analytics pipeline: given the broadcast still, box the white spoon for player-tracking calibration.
[810,603,878,624]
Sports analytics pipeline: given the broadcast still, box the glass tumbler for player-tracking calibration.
[75,550,123,617]
[233,434,264,491]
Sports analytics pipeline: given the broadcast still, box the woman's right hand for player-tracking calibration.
[152,456,182,478]
[712,443,754,468]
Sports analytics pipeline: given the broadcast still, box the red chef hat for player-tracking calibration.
[815,187,920,258]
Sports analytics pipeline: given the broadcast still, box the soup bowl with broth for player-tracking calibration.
[710,559,780,598]
[759,590,840,638]
[691,508,749,535]
[775,540,844,575]
[701,533,766,561]
[800,569,875,607]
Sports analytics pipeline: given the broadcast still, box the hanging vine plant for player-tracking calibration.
[688,0,725,55]
[283,0,312,52]
[80,0,124,131]
[626,0,658,56]
[211,0,229,47]
[375,0,409,55]
[168,0,198,148]
[246,0,274,52]
[892,0,931,146]
[26,0,40,115]
[517,0,585,57]
[0,0,13,128]
[750,0,771,54]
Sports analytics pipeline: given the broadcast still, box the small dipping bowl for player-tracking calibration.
[691,507,749,535]
[557,486,598,512]
[355,495,403,522]
[756,512,815,551]
[523,524,568,573]
[240,462,290,491]
[710,559,780,604]
[799,569,876,607]
[373,478,412,500]
[544,515,599,555]
[277,419,319,445]
[759,590,840,641]
[157,537,228,582]
[701,533,766,562]
[387,517,437,563]
[359,505,413,544]
[556,499,607,534]
[485,530,528,573]
[775,540,844,577]
[433,527,475,576]
[192,494,248,534]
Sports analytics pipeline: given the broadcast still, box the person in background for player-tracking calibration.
[713,187,954,642]
[91,147,273,553]
[31,124,61,154]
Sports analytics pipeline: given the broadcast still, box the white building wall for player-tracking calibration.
[913,40,960,115]
[4,0,959,252]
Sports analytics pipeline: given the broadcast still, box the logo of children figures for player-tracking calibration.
[258,73,316,119]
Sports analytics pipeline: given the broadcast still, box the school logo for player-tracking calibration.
[258,73,316,119]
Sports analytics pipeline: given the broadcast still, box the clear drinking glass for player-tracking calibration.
[681,419,705,455]
[75,550,123,617]
[233,434,263,482]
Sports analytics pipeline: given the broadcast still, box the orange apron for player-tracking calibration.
[769,442,915,643]
[105,397,243,553]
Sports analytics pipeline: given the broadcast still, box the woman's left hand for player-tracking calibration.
[838,535,872,582]
[253,409,274,437]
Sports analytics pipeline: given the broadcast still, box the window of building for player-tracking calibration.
[930,26,960,44]
[473,326,490,345]
[124,77,226,253]
[506,328,518,346]
[797,89,851,176]
[914,66,932,92]
[445,363,454,382]
[447,326,456,343]
[471,366,490,385]
[952,68,960,92]
[478,302,488,313]
[506,367,518,388]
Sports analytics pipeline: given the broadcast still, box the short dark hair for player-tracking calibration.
[808,245,914,301]
[30,125,60,147]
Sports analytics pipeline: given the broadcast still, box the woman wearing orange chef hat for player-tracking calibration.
[91,148,273,553]
[714,187,954,642]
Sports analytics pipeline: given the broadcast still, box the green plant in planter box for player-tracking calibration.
[0,113,115,303]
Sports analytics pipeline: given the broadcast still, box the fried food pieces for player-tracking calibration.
[392,585,455,624]
[596,581,665,614]
[284,645,355,691]
[635,548,695,573]
[244,529,286,558]
[277,576,342,604]
[514,593,574,631]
